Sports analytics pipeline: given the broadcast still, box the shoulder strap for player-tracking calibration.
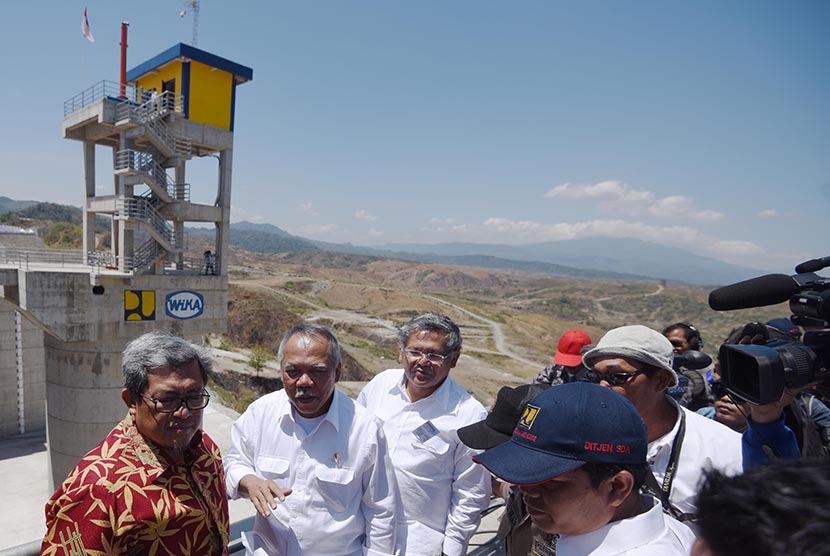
[642,411,696,522]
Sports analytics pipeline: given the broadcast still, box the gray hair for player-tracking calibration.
[397,313,462,353]
[122,330,213,395]
[277,323,342,370]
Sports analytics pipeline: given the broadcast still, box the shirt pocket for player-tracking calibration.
[257,456,291,482]
[409,434,454,480]
[313,464,357,514]
[412,433,451,455]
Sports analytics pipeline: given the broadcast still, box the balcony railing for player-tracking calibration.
[63,81,185,118]
[0,247,83,269]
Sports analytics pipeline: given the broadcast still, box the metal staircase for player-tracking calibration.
[114,149,190,203]
[114,93,192,159]
[87,90,192,273]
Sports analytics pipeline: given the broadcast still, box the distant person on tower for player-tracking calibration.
[224,323,401,556]
[581,324,742,521]
[42,331,230,555]
[534,328,592,386]
[204,249,217,275]
[357,313,490,556]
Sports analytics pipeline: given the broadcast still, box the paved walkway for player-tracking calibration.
[0,400,256,551]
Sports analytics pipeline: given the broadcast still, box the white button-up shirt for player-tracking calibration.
[357,369,490,556]
[647,398,743,517]
[558,495,695,556]
[224,388,401,556]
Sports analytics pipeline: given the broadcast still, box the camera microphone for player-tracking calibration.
[795,257,830,274]
[708,274,800,311]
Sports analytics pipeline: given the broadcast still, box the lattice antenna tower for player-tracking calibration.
[179,0,200,46]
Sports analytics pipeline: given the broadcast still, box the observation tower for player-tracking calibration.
[0,36,252,487]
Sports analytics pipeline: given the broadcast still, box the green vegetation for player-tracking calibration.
[283,280,314,294]
[43,222,82,248]
[467,351,512,366]
[208,382,258,414]
[247,344,273,375]
[350,338,399,360]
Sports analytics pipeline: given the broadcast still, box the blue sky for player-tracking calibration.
[1,1,827,272]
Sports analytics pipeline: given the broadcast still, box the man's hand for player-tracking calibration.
[748,384,817,424]
[238,474,293,517]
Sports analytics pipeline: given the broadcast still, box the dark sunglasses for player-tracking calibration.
[584,369,646,386]
[711,381,746,404]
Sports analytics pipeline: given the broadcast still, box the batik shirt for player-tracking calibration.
[42,414,229,556]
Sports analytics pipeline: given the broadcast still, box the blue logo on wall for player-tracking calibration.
[165,290,204,320]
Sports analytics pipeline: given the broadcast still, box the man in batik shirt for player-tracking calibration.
[42,331,230,556]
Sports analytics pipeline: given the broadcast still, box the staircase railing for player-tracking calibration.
[115,197,175,247]
[131,238,165,272]
[115,150,190,201]
[115,99,191,158]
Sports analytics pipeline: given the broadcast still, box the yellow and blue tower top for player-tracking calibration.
[127,43,253,131]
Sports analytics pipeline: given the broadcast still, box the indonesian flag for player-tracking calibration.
[82,7,95,43]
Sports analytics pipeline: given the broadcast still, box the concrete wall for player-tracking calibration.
[15,268,227,486]
[0,300,17,437]
[0,297,46,439]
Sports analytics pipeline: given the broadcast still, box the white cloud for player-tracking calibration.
[757,209,778,217]
[545,180,724,221]
[708,240,764,256]
[300,224,338,235]
[230,206,267,223]
[297,202,319,216]
[368,228,385,237]
[689,210,724,221]
[479,216,763,260]
[428,217,455,225]
[354,209,377,222]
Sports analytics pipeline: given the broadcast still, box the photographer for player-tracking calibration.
[718,321,830,467]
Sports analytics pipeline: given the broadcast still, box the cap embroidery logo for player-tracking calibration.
[518,404,540,430]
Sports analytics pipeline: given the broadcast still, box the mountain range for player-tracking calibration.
[0,195,763,286]
[194,221,764,286]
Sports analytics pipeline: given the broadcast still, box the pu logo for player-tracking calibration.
[165,290,204,320]
[124,290,156,321]
[518,404,540,430]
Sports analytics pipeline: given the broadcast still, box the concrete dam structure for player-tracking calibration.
[0,38,252,488]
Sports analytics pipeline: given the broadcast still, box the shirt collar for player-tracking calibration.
[558,496,665,556]
[647,397,683,457]
[120,413,205,478]
[280,389,342,433]
[393,369,454,410]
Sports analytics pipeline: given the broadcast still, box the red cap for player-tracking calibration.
[553,329,592,367]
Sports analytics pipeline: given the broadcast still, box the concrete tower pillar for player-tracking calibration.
[216,148,233,276]
[82,141,96,263]
[175,163,186,270]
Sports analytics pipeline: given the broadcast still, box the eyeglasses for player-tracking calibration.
[584,369,646,386]
[404,349,452,364]
[139,392,210,413]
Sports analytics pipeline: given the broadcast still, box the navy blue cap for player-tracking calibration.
[473,382,647,486]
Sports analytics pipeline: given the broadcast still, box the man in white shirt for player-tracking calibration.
[357,313,490,556]
[581,325,743,520]
[225,323,401,556]
[474,382,695,556]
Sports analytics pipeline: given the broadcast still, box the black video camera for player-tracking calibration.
[708,257,830,404]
